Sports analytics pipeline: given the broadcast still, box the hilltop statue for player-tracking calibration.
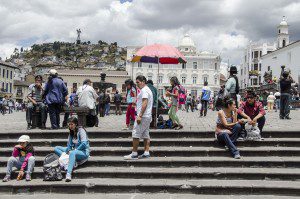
[76,29,81,44]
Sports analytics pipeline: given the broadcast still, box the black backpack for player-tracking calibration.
[43,153,63,181]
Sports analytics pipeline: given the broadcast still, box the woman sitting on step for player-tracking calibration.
[54,116,90,182]
[215,96,242,159]
[3,135,35,182]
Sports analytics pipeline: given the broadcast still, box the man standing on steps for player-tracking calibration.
[124,75,153,160]
[200,81,211,117]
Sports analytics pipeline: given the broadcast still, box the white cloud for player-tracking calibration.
[0,0,299,64]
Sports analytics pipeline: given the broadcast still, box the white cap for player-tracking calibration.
[49,69,58,75]
[17,135,30,143]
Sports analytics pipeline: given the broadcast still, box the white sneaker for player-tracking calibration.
[234,154,241,159]
[122,127,129,130]
[124,153,138,160]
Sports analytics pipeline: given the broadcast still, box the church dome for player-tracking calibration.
[179,34,195,47]
[279,16,288,26]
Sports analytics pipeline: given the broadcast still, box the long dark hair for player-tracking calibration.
[222,96,234,108]
[125,79,136,92]
[68,117,78,139]
[170,76,180,89]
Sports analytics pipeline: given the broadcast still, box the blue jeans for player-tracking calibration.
[217,124,242,157]
[6,156,35,175]
[275,99,280,111]
[105,103,110,115]
[54,146,88,175]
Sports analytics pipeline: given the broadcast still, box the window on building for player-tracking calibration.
[9,83,12,93]
[192,76,197,84]
[253,78,258,85]
[259,76,261,84]
[182,63,186,69]
[193,62,197,69]
[122,84,126,93]
[1,82,4,90]
[138,62,142,68]
[191,90,197,97]
[215,63,218,70]
[6,83,8,92]
[0,68,1,76]
[158,75,163,84]
[214,77,218,85]
[149,64,152,69]
[181,76,186,84]
[254,51,258,58]
[241,69,243,75]
[158,89,164,97]
[2,69,4,78]
[267,51,272,54]
[267,66,271,71]
[259,51,262,57]
[10,71,12,79]
[254,64,258,70]
[204,77,208,83]
[148,75,152,80]
[278,29,281,34]
[259,64,261,71]
[6,70,9,78]
[283,39,286,47]
[251,52,254,59]
[73,83,77,90]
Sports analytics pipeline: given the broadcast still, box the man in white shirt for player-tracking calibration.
[77,79,99,127]
[124,75,153,160]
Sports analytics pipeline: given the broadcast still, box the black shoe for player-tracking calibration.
[280,116,284,119]
[285,116,291,120]
[41,124,46,129]
[27,124,32,130]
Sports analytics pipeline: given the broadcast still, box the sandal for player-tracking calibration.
[175,125,183,130]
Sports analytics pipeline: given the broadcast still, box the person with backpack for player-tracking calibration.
[166,76,183,130]
[186,94,192,112]
[146,80,157,128]
[200,81,211,117]
[3,135,35,182]
[114,90,122,115]
[123,79,137,130]
[54,117,90,182]
[225,66,240,107]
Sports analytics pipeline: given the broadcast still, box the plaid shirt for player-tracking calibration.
[238,101,266,119]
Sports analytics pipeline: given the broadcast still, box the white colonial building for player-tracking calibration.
[126,34,221,97]
[239,17,292,89]
[261,40,300,87]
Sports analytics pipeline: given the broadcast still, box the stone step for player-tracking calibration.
[0,156,299,168]
[1,167,300,181]
[0,178,299,196]
[1,138,300,147]
[0,130,299,139]
[1,193,298,199]
[1,146,300,157]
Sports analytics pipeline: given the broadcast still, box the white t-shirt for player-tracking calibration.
[136,85,153,118]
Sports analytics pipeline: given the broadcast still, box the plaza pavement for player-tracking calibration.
[0,108,299,133]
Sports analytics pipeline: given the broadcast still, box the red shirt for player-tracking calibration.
[238,101,266,119]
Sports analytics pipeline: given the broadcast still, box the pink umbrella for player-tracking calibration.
[132,44,186,64]
[131,44,186,126]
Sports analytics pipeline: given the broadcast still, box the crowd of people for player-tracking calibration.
[1,65,299,182]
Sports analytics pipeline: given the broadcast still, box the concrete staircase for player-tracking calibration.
[0,130,300,196]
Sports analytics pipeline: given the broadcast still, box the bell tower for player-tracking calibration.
[277,16,289,49]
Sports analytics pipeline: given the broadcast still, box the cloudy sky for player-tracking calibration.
[0,0,300,64]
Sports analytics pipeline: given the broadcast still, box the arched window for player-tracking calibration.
[283,39,286,47]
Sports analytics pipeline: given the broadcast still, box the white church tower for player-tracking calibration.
[277,16,289,49]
